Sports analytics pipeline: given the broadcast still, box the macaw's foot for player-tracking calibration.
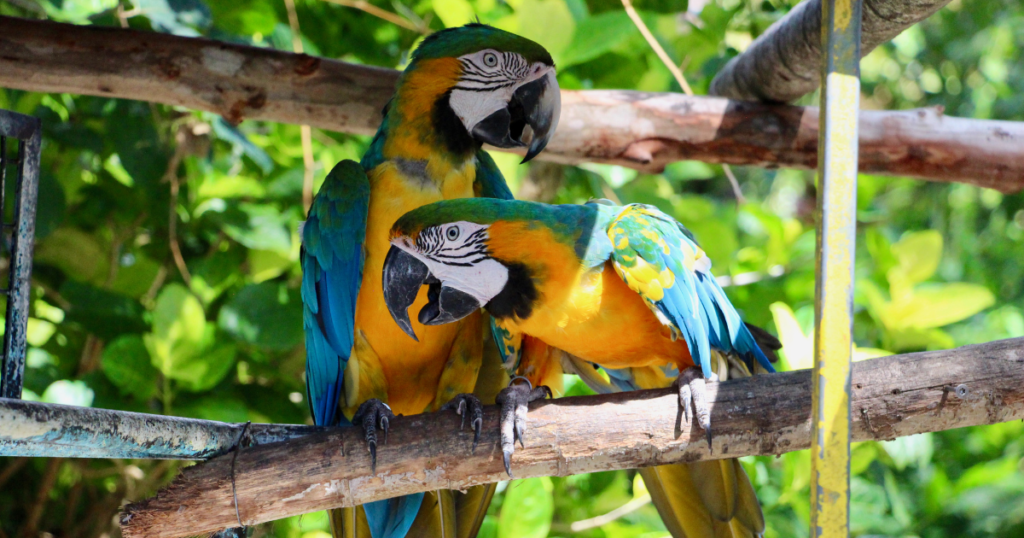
[441,393,484,452]
[495,377,552,478]
[353,399,395,473]
[675,367,718,452]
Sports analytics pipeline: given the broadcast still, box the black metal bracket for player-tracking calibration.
[0,108,41,399]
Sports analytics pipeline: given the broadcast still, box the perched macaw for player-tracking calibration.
[382,197,780,537]
[300,24,560,538]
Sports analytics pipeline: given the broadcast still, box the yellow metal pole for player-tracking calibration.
[812,0,861,536]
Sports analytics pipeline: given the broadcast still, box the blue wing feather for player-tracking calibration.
[363,495,426,538]
[474,149,515,201]
[301,160,370,427]
[609,205,775,379]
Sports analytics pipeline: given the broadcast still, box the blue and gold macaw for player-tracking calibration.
[382,198,780,538]
[301,24,560,538]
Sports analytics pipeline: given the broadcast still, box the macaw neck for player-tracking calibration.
[377,58,478,185]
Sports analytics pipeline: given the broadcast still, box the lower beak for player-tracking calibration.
[382,246,483,341]
[471,69,561,163]
[418,281,481,326]
[382,246,429,341]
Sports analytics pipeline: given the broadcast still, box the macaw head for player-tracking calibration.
[382,198,563,340]
[397,23,561,162]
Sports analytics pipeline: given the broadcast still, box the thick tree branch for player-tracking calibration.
[1,17,1022,191]
[119,338,1024,538]
[709,0,951,102]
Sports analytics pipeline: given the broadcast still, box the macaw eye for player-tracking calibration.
[446,226,460,241]
[483,52,498,67]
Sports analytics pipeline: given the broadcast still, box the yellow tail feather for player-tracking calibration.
[331,506,372,538]
[455,485,497,538]
[639,461,764,538]
[407,490,457,538]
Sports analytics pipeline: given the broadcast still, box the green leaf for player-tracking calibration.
[108,101,171,189]
[882,433,934,471]
[497,477,554,538]
[248,249,294,283]
[42,380,95,407]
[60,281,148,339]
[561,11,636,67]
[177,394,250,422]
[218,283,304,351]
[109,251,163,299]
[101,335,159,400]
[217,202,293,253]
[145,284,208,377]
[889,230,943,287]
[136,0,212,36]
[769,302,812,370]
[172,336,237,392]
[433,0,476,27]
[888,283,995,330]
[515,0,576,61]
[36,228,109,284]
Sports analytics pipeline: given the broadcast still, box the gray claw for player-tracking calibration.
[675,368,714,453]
[496,380,551,478]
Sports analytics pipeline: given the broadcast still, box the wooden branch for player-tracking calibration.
[709,0,951,102]
[1,17,1022,191]
[120,338,1024,538]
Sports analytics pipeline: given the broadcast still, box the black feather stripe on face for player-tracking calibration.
[485,262,537,321]
[433,90,478,157]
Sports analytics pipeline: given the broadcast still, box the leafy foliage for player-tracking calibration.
[1,0,1022,537]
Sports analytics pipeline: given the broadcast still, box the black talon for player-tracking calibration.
[442,394,485,452]
[496,378,551,478]
[354,399,394,474]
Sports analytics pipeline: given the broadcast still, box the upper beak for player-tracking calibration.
[382,245,483,341]
[471,69,561,163]
[382,245,429,341]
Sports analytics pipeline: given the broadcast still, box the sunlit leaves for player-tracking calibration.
[41,380,95,407]
[144,284,236,392]
[498,477,554,538]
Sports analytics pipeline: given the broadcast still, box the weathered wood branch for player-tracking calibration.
[709,0,951,102]
[120,338,1024,538]
[1,17,1022,191]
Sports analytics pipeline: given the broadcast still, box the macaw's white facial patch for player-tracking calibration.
[391,221,509,305]
[449,49,554,134]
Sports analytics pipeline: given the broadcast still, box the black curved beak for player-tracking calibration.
[471,69,561,163]
[382,245,483,341]
[382,246,429,341]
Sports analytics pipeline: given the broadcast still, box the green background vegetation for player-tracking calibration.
[1,0,1022,536]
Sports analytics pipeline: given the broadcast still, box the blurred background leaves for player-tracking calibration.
[1,0,1023,536]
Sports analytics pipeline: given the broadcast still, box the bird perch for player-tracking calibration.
[709,0,951,102]
[119,337,1024,538]
[1,16,1022,192]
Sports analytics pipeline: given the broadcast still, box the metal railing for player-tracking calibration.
[0,108,41,400]
[812,0,862,535]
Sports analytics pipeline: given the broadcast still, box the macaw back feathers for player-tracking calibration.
[301,160,370,428]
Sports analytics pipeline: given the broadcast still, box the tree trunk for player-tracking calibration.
[709,0,951,102]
